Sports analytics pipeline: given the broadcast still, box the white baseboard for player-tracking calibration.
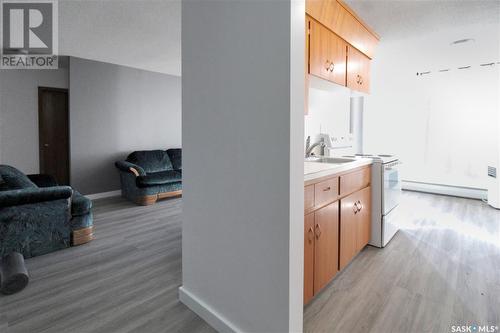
[402,181,487,200]
[178,286,240,333]
[86,190,121,200]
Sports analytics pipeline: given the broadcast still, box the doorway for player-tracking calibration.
[38,87,70,185]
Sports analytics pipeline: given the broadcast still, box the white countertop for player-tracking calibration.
[304,158,372,183]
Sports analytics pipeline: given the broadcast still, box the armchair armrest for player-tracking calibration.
[0,186,73,208]
[115,161,146,176]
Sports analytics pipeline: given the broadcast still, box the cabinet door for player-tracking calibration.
[356,186,371,251]
[304,185,315,214]
[304,213,315,304]
[305,16,310,115]
[347,45,370,93]
[314,201,339,294]
[340,191,359,270]
[309,19,331,81]
[309,19,347,86]
[306,0,378,59]
[328,32,347,86]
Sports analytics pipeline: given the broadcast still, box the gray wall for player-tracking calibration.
[181,1,304,332]
[69,57,181,194]
[0,67,69,174]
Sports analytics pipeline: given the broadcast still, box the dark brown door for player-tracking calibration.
[38,87,70,185]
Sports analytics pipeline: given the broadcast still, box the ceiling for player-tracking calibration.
[57,1,499,75]
[344,0,500,41]
[59,0,181,76]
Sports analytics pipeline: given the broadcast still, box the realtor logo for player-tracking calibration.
[1,0,58,69]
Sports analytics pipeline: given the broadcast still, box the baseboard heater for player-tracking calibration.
[402,180,487,200]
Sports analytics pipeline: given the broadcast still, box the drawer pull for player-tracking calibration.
[315,224,322,239]
[353,201,363,214]
[323,186,331,192]
[308,227,314,243]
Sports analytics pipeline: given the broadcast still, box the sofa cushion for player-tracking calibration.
[71,191,92,216]
[167,149,182,170]
[126,150,173,173]
[0,165,37,190]
[136,170,182,188]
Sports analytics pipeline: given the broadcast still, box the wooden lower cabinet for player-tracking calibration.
[340,185,371,270]
[314,201,339,294]
[304,213,315,304]
[304,201,339,304]
[304,166,372,304]
[356,186,371,252]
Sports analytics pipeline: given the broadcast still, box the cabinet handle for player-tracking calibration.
[356,74,361,84]
[325,60,330,71]
[357,200,363,211]
[315,224,322,239]
[359,76,363,85]
[308,227,314,243]
[323,186,331,192]
[329,62,335,72]
[353,203,358,214]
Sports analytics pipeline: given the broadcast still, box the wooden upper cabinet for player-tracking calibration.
[304,213,315,305]
[314,201,339,294]
[309,19,331,81]
[306,0,378,59]
[309,18,347,86]
[328,31,347,86]
[347,45,370,94]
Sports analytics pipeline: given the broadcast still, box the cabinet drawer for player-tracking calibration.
[305,185,315,213]
[340,167,370,196]
[314,177,339,208]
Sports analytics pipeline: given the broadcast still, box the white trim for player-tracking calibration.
[178,286,240,333]
[86,190,121,200]
[402,181,487,200]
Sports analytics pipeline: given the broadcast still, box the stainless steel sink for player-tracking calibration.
[305,156,356,164]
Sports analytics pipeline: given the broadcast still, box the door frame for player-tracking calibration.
[38,86,70,184]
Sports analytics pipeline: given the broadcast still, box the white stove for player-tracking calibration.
[344,153,398,164]
[343,153,402,247]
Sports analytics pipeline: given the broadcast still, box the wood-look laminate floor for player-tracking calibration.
[1,192,499,333]
[304,191,500,333]
[0,196,216,333]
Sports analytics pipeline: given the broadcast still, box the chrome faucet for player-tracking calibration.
[305,136,326,158]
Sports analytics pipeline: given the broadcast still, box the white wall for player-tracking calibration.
[364,23,500,189]
[181,0,304,331]
[69,57,182,194]
[0,68,68,174]
[305,76,356,156]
